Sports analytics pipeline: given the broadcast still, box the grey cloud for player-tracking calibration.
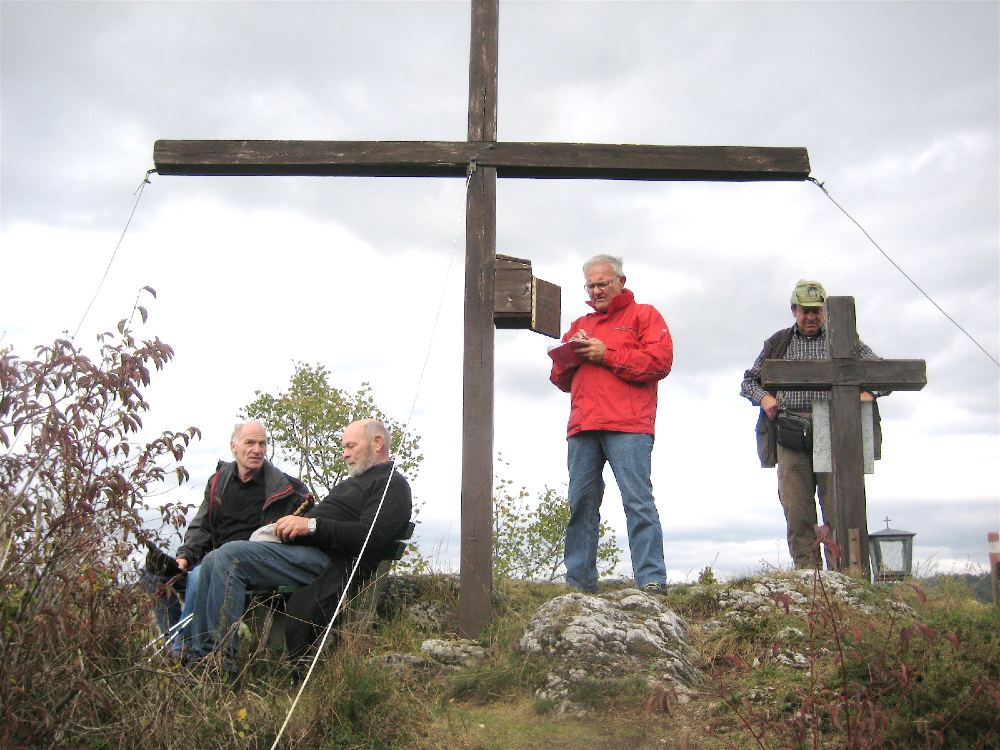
[2,1,995,579]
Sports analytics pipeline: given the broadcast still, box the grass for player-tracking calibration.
[5,571,997,749]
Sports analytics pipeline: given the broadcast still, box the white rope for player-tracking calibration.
[269,170,470,748]
[72,170,155,341]
[808,176,999,368]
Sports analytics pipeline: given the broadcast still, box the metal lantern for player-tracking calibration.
[869,517,916,582]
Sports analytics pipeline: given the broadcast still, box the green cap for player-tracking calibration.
[790,279,826,307]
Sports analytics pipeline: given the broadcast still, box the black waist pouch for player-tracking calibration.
[775,413,812,453]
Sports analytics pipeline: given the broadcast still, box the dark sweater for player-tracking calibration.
[285,461,412,659]
[302,460,412,569]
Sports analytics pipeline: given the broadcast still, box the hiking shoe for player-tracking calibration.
[642,582,667,595]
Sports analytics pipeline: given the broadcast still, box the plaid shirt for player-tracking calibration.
[740,325,881,412]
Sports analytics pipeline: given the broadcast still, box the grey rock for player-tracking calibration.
[420,638,487,667]
[518,588,702,714]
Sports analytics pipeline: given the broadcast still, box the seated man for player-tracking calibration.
[143,420,310,649]
[186,418,412,670]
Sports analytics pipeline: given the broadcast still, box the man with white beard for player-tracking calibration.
[186,419,412,672]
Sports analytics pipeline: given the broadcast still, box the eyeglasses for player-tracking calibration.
[583,279,618,292]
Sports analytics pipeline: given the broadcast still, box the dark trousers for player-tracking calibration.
[284,556,376,660]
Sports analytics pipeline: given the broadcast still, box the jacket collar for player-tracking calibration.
[586,288,634,315]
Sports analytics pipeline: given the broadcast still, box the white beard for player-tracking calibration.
[347,446,376,477]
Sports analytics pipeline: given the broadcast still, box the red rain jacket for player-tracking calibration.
[550,289,673,438]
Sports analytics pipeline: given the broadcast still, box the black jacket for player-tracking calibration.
[176,459,310,565]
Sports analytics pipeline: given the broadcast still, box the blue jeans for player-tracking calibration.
[142,564,202,654]
[565,430,665,592]
[188,541,331,667]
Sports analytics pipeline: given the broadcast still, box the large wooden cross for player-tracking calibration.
[762,296,926,576]
[154,0,811,636]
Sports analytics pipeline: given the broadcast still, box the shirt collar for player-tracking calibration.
[236,465,266,486]
[792,322,826,338]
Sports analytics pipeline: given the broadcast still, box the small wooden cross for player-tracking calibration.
[762,297,927,576]
[155,0,812,635]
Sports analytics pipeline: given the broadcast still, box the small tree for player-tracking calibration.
[242,362,422,498]
[0,297,199,746]
[493,458,622,582]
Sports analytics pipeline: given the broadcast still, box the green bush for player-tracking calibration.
[492,459,621,582]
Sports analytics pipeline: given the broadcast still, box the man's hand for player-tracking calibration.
[575,336,607,364]
[761,394,779,421]
[176,557,189,572]
[274,515,312,542]
[860,391,875,402]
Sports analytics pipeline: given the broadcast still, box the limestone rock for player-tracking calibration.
[421,638,488,668]
[376,574,457,631]
[518,588,702,714]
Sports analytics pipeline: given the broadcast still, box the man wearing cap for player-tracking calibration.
[550,254,673,594]
[740,280,882,569]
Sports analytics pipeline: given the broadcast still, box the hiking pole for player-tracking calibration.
[144,612,195,657]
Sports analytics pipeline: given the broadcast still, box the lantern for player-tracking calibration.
[869,517,916,582]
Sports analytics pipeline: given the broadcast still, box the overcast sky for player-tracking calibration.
[2,1,997,581]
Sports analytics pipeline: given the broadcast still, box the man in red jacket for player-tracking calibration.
[550,254,673,594]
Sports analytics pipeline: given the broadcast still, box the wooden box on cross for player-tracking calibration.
[493,254,561,339]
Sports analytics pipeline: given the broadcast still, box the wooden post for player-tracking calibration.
[826,298,870,576]
[459,0,499,638]
[989,531,1000,606]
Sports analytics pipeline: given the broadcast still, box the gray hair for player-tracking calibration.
[356,418,391,449]
[582,254,624,277]
[231,420,267,443]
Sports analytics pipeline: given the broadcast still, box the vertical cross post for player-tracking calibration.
[460,0,499,637]
[826,297,869,575]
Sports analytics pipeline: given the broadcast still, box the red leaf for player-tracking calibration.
[907,582,927,604]
[774,591,792,613]
[821,536,842,565]
[915,622,937,642]
[142,285,157,298]
[137,305,148,323]
[900,627,913,651]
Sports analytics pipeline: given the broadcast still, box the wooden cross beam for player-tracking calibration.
[762,296,927,576]
[153,141,809,180]
[154,0,811,637]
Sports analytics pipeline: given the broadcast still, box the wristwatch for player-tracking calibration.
[306,517,317,535]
